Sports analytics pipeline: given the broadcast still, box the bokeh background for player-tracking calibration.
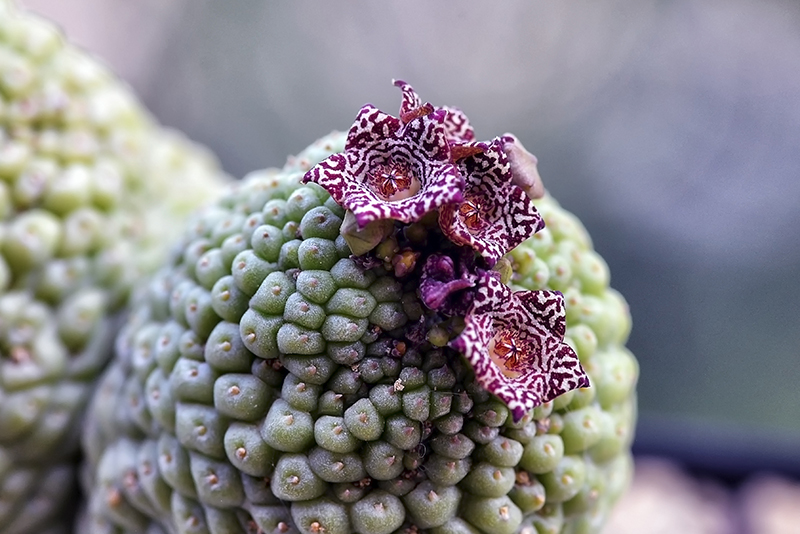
[20,0,800,485]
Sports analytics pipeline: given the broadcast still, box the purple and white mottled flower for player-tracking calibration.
[303,104,464,228]
[451,272,589,422]
[394,79,475,144]
[438,138,545,267]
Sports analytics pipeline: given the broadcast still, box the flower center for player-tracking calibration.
[458,197,484,231]
[489,329,526,378]
[368,162,421,202]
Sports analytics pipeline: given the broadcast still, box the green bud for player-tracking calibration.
[174,402,227,459]
[249,271,296,316]
[362,440,404,481]
[330,257,376,289]
[508,473,546,514]
[281,373,321,412]
[169,358,218,404]
[250,224,284,262]
[314,415,359,454]
[183,286,221,339]
[561,406,604,454]
[327,341,366,366]
[270,453,325,502]
[329,368,364,400]
[260,399,314,453]
[213,373,272,421]
[308,446,367,483]
[461,495,522,534]
[278,238,302,270]
[223,422,277,477]
[368,384,402,416]
[238,309,282,360]
[403,481,461,529]
[188,451,245,508]
[205,321,254,372]
[231,250,279,296]
[460,462,515,498]
[477,436,524,468]
[539,455,587,503]
[262,199,288,227]
[322,315,368,343]
[291,497,350,534]
[210,275,249,323]
[194,249,228,290]
[296,270,337,304]
[425,454,471,486]
[350,490,406,534]
[156,434,197,499]
[280,354,336,385]
[344,398,384,441]
[277,323,325,354]
[3,209,61,271]
[369,302,408,331]
[340,210,394,256]
[285,186,323,222]
[298,237,338,270]
[220,234,249,269]
[299,206,342,241]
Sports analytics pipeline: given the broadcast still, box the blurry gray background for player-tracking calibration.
[20,0,800,468]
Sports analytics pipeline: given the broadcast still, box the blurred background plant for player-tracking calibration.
[18,0,800,531]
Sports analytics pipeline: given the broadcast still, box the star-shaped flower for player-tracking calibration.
[303,104,464,228]
[451,272,589,422]
[393,79,475,144]
[438,138,545,267]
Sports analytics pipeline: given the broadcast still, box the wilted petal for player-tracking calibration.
[439,139,544,266]
[304,104,464,228]
[451,273,589,422]
[502,133,545,199]
[419,253,477,313]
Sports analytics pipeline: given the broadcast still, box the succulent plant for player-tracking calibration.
[80,81,637,534]
[0,2,229,533]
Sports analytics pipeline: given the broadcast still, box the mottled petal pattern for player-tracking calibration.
[393,79,475,143]
[394,79,430,124]
[303,104,464,228]
[439,139,545,266]
[441,106,475,143]
[451,273,589,422]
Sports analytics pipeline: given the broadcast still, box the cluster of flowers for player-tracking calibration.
[303,81,588,422]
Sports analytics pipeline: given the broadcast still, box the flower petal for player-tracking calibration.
[393,79,475,143]
[502,134,545,199]
[439,139,544,266]
[393,79,432,124]
[442,106,475,143]
[419,253,477,313]
[303,105,464,228]
[451,273,589,422]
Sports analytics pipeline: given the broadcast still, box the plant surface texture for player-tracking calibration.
[79,83,637,534]
[0,2,229,533]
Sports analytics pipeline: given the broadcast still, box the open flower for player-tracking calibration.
[438,138,545,266]
[393,79,475,144]
[303,104,464,228]
[451,272,589,422]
